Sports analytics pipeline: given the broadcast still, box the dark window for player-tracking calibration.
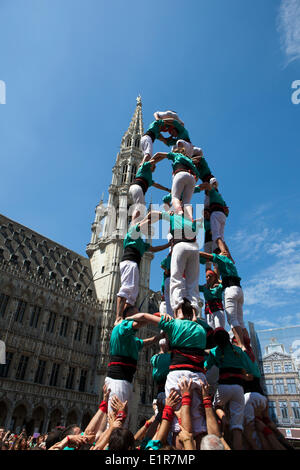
[74,321,83,341]
[46,311,56,333]
[16,355,29,380]
[29,305,41,328]
[34,360,46,384]
[101,266,105,273]
[0,351,13,378]
[59,315,69,337]
[121,164,128,183]
[49,363,60,387]
[14,300,27,323]
[86,325,94,345]
[66,367,75,389]
[0,293,9,317]
[79,370,87,392]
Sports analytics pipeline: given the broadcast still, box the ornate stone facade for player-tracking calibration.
[0,97,160,434]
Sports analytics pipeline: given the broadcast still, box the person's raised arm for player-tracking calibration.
[199,251,214,261]
[152,182,172,192]
[178,377,193,434]
[151,152,168,163]
[149,241,171,253]
[83,383,110,441]
[142,332,164,348]
[152,390,181,445]
[125,312,162,326]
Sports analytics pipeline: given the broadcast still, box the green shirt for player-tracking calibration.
[161,211,201,240]
[135,161,154,187]
[146,119,166,139]
[212,254,241,280]
[161,253,171,271]
[110,320,144,361]
[123,224,151,257]
[199,283,223,301]
[159,317,206,349]
[243,353,261,378]
[205,343,250,371]
[204,219,211,231]
[167,152,200,178]
[209,188,226,207]
[163,192,172,205]
[195,157,212,181]
[165,120,190,146]
[150,352,171,383]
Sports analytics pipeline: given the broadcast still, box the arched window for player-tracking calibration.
[135,138,140,148]
[130,164,137,182]
[121,164,128,183]
[126,137,131,147]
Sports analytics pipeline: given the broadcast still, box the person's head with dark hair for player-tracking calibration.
[60,424,81,440]
[45,429,64,450]
[108,428,135,451]
[179,298,194,321]
[213,328,230,349]
[122,305,138,319]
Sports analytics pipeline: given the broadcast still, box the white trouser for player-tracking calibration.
[205,309,225,329]
[210,211,226,241]
[159,300,167,315]
[244,392,268,425]
[171,171,196,207]
[156,111,184,126]
[164,276,174,317]
[213,384,245,431]
[117,260,139,306]
[165,370,207,435]
[175,140,202,158]
[204,240,217,254]
[104,377,133,428]
[129,184,146,220]
[141,135,153,158]
[224,286,245,329]
[170,241,200,312]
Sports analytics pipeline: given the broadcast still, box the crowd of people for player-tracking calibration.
[0,110,295,451]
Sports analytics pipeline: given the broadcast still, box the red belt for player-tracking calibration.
[219,372,244,380]
[108,362,137,369]
[170,364,205,373]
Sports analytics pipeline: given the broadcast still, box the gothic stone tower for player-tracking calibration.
[86,98,157,428]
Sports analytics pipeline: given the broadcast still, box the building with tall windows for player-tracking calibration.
[0,97,160,434]
[249,322,300,443]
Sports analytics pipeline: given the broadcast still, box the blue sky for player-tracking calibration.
[0,0,299,330]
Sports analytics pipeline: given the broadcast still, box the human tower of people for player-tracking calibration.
[98,109,291,451]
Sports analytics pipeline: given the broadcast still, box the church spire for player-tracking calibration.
[121,95,144,150]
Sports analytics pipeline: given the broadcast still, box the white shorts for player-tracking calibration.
[224,286,245,329]
[172,171,196,206]
[210,211,226,241]
[213,384,245,431]
[244,392,268,425]
[117,260,139,306]
[175,140,202,158]
[170,241,200,312]
[206,309,225,329]
[156,110,184,126]
[141,135,153,158]
[165,370,207,435]
[164,276,174,317]
[129,184,146,220]
[104,377,133,428]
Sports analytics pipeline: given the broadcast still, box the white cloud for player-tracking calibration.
[277,0,300,65]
